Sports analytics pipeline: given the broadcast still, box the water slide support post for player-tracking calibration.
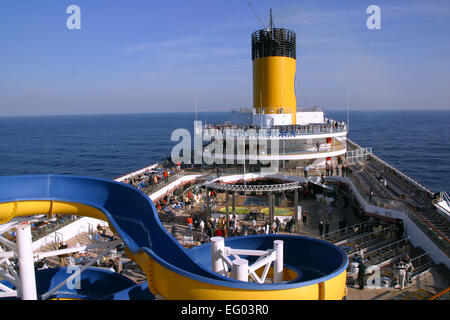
[225,191,230,231]
[16,223,37,300]
[232,259,249,282]
[294,188,299,233]
[274,240,284,283]
[211,237,226,276]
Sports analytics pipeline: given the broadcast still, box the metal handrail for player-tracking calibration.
[352,237,409,261]
[142,171,185,195]
[52,232,63,251]
[204,181,302,192]
[368,153,433,196]
[399,202,449,256]
[325,221,371,243]
[337,225,396,248]
[346,170,449,256]
[32,216,82,242]
[432,192,450,208]
[428,287,450,300]
[203,124,347,137]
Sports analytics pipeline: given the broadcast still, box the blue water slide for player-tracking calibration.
[0,175,348,297]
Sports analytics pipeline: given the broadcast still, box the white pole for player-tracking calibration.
[211,237,226,275]
[194,95,198,122]
[16,223,37,300]
[231,259,249,282]
[273,240,284,283]
[346,88,350,133]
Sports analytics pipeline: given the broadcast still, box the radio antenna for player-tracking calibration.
[244,0,266,29]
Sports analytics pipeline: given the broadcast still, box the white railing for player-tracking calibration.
[434,192,450,207]
[210,237,284,283]
[346,148,372,164]
[368,153,433,196]
[433,192,450,218]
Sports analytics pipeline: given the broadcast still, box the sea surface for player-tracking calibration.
[0,110,448,194]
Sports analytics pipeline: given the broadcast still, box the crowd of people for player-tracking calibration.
[151,175,418,293]
[182,213,299,244]
[353,254,415,291]
[122,165,180,191]
[324,157,348,178]
[155,193,186,217]
[206,120,347,138]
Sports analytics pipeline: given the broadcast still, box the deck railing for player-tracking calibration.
[368,153,433,196]
[204,123,347,137]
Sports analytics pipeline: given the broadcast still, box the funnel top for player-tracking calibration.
[251,28,296,60]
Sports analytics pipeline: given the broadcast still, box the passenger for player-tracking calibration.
[394,259,408,289]
[289,216,296,233]
[325,219,330,236]
[318,218,324,237]
[342,163,347,177]
[271,220,277,234]
[242,223,249,236]
[193,216,199,229]
[357,261,366,290]
[302,211,308,225]
[199,219,205,234]
[264,219,270,234]
[113,258,123,274]
[58,242,69,266]
[186,216,193,232]
[405,255,415,285]
[214,228,223,237]
[205,223,213,239]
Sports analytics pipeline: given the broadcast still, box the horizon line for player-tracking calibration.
[1,108,449,118]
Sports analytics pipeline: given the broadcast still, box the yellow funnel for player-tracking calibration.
[251,28,297,124]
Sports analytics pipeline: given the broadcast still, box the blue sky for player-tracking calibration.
[0,0,449,116]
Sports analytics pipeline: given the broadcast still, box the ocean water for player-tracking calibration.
[0,111,448,193]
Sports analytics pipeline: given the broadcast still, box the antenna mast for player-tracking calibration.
[346,88,350,133]
[269,8,274,30]
[244,0,266,29]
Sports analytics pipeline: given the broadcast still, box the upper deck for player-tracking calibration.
[202,121,347,140]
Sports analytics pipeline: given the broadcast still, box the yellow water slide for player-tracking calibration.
[0,175,348,299]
